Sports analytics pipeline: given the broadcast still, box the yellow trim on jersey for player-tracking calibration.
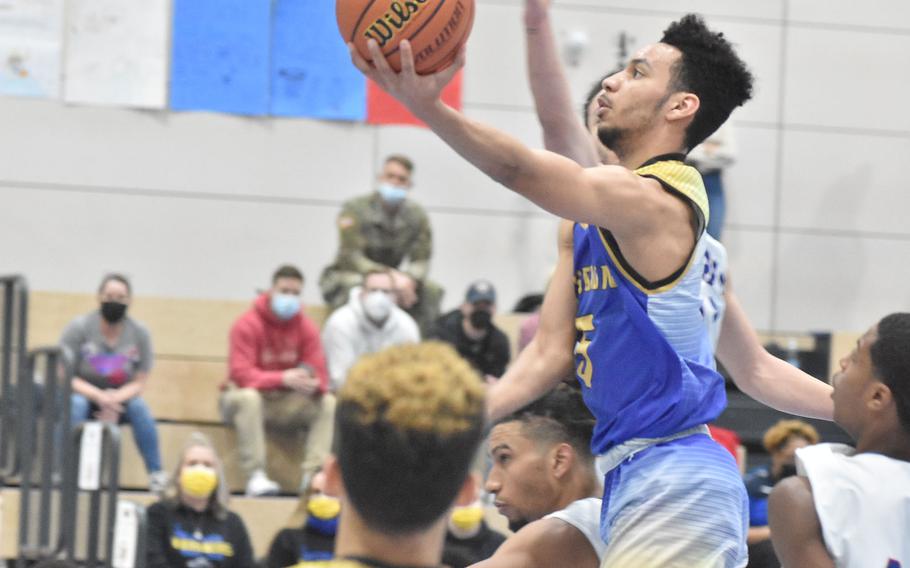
[634,159,710,226]
[595,226,698,296]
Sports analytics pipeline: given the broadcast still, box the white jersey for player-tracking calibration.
[797,443,910,568]
[700,234,728,349]
[544,497,606,561]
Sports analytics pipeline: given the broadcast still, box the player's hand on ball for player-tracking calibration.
[348,39,466,115]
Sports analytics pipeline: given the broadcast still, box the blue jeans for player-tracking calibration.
[71,393,163,473]
[703,171,725,240]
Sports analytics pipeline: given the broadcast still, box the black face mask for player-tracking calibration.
[775,463,798,483]
[469,309,492,329]
[100,301,128,323]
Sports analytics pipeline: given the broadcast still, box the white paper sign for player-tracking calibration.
[77,421,103,491]
[0,0,64,98]
[112,500,140,568]
[64,0,170,108]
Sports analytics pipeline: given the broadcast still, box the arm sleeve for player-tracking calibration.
[144,503,173,568]
[298,317,329,393]
[404,209,432,281]
[228,513,255,568]
[321,318,359,392]
[136,323,154,373]
[266,529,300,568]
[335,203,388,274]
[228,320,284,390]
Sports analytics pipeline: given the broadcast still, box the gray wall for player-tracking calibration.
[1,0,909,333]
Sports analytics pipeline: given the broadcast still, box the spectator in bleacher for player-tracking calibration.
[429,280,511,378]
[318,154,443,336]
[743,419,819,566]
[147,432,254,568]
[221,265,334,497]
[265,467,339,567]
[60,273,167,494]
[320,269,420,391]
[441,474,506,567]
[287,342,485,568]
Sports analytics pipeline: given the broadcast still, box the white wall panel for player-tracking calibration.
[721,228,775,331]
[723,123,778,229]
[788,1,910,30]
[784,26,910,131]
[774,233,910,331]
[779,129,910,235]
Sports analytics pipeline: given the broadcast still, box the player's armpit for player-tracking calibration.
[470,518,599,568]
[768,477,835,568]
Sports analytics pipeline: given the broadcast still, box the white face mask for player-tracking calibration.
[362,290,393,323]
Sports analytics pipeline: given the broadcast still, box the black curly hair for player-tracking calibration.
[660,14,754,150]
[497,383,596,463]
[870,313,910,434]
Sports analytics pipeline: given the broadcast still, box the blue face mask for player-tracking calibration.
[377,183,409,205]
[270,293,301,320]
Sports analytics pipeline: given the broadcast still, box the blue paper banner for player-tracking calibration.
[270,0,366,121]
[170,0,271,115]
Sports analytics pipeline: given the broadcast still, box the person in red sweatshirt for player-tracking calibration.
[220,264,334,497]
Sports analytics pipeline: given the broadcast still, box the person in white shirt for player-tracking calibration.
[321,269,420,391]
[769,313,910,568]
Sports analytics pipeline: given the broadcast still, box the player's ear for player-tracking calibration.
[454,472,480,507]
[323,454,345,497]
[552,443,575,479]
[667,92,699,122]
[868,381,892,412]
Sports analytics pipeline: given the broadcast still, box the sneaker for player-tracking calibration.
[148,471,169,496]
[245,469,280,497]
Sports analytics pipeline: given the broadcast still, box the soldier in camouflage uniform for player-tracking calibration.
[319,154,443,335]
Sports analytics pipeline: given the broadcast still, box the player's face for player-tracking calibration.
[485,422,559,531]
[594,43,681,154]
[831,326,878,438]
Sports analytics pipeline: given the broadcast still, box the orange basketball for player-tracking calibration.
[337,0,475,75]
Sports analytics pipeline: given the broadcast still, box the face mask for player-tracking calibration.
[179,465,218,499]
[270,293,301,320]
[306,494,341,535]
[362,291,393,322]
[377,183,408,205]
[100,301,128,324]
[469,309,493,330]
[450,504,484,532]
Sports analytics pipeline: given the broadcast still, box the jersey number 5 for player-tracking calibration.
[575,315,595,388]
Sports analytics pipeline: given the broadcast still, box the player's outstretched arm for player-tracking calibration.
[524,0,599,166]
[486,221,577,422]
[470,517,599,568]
[716,291,834,420]
[349,41,675,234]
[768,477,835,568]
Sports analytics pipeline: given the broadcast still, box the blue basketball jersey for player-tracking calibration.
[573,154,727,455]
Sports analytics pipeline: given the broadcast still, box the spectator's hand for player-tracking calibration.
[524,0,552,29]
[94,406,120,423]
[93,390,124,414]
[282,368,319,395]
[391,270,419,309]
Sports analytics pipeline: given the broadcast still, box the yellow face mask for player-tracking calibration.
[450,504,484,531]
[179,465,218,499]
[307,494,341,520]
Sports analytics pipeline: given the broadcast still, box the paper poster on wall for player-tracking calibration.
[170,0,271,116]
[0,0,64,99]
[270,0,366,121]
[64,0,170,108]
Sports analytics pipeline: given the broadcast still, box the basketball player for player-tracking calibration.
[353,14,755,566]
[521,0,833,421]
[474,385,604,568]
[768,313,910,568]
[291,342,485,568]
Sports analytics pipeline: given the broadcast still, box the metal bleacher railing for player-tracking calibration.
[1,275,147,568]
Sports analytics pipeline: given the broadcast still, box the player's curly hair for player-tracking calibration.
[497,384,596,464]
[335,342,485,535]
[762,419,819,454]
[660,14,754,150]
[870,313,910,433]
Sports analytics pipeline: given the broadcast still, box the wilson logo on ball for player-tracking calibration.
[362,0,430,48]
